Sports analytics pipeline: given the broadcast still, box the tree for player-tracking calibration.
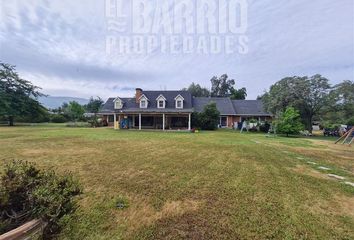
[210,74,235,97]
[85,97,104,115]
[195,102,220,130]
[85,97,104,127]
[262,75,331,132]
[182,82,210,97]
[64,101,85,121]
[0,63,46,126]
[230,87,247,100]
[210,74,247,100]
[276,107,304,137]
[328,80,354,121]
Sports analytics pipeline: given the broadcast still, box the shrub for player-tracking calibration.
[0,160,81,237]
[194,102,220,130]
[51,114,67,123]
[276,107,304,137]
[65,122,90,128]
[259,122,271,133]
[347,117,354,126]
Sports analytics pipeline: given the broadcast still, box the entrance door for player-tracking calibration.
[220,116,227,127]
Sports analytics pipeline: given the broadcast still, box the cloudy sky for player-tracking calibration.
[0,0,353,99]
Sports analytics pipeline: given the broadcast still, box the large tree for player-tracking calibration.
[262,75,331,132]
[328,80,354,121]
[210,74,235,97]
[0,63,46,126]
[85,97,104,115]
[182,82,210,97]
[210,74,247,99]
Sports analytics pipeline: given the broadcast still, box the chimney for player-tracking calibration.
[135,88,143,103]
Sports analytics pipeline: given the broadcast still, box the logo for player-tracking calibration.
[105,0,248,55]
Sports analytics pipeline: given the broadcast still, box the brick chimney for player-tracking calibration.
[135,88,143,103]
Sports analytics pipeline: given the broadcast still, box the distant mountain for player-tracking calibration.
[39,96,89,109]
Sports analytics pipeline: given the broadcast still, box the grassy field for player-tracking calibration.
[0,126,353,239]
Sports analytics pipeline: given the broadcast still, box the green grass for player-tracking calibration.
[0,126,353,239]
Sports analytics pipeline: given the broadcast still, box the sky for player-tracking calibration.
[0,0,353,100]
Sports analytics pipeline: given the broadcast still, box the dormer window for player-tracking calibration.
[158,100,164,108]
[140,100,147,108]
[113,97,123,109]
[174,94,184,109]
[156,94,166,108]
[176,100,182,108]
[139,94,149,108]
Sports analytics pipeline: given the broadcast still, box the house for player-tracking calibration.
[193,98,272,128]
[99,88,193,130]
[99,88,272,130]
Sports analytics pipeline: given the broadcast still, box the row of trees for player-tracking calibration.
[261,75,354,132]
[51,97,103,123]
[183,74,247,99]
[1,62,104,125]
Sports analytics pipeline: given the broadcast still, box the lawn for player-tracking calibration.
[0,126,353,239]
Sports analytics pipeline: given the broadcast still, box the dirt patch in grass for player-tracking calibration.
[116,198,202,234]
[308,194,354,218]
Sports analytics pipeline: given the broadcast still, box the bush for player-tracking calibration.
[88,116,103,128]
[276,107,304,137]
[259,122,271,133]
[0,160,81,237]
[347,117,354,126]
[66,122,90,128]
[51,114,67,123]
[193,102,220,130]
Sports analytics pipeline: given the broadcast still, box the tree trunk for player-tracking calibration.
[8,116,14,126]
[307,115,313,133]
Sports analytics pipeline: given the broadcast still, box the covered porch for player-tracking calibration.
[104,113,191,131]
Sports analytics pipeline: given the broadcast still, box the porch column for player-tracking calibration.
[132,115,135,128]
[162,113,165,131]
[188,113,191,130]
[258,117,261,122]
[139,113,141,130]
[113,114,117,129]
[226,116,229,128]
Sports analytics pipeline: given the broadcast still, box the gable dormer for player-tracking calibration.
[174,94,184,109]
[113,97,123,109]
[139,94,149,108]
[156,94,166,108]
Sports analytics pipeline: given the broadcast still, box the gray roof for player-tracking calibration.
[193,97,236,115]
[100,89,271,116]
[232,100,271,116]
[100,91,193,113]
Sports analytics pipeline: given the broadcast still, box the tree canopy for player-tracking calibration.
[63,101,85,121]
[182,82,210,97]
[262,75,331,132]
[85,97,104,114]
[210,74,235,97]
[0,63,46,126]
